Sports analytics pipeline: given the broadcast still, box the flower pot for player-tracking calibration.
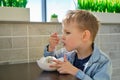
[50,18,58,22]
[92,12,120,23]
[0,7,30,21]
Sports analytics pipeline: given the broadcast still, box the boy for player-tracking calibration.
[44,10,112,80]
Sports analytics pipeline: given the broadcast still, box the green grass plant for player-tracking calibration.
[77,0,120,13]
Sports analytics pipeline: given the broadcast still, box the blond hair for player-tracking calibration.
[62,10,99,42]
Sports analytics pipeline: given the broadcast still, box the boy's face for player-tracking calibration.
[62,22,84,51]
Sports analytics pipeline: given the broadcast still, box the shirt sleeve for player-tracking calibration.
[44,45,67,58]
[44,45,55,57]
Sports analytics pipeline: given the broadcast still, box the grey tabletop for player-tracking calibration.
[0,62,79,80]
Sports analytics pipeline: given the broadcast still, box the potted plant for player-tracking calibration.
[0,0,1,6]
[50,13,58,22]
[76,0,120,23]
[0,0,30,21]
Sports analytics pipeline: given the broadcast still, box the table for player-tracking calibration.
[0,62,79,80]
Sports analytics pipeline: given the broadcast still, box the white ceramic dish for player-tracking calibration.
[37,56,64,71]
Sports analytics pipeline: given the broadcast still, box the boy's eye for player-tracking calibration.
[65,32,71,34]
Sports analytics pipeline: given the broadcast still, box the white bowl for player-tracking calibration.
[37,56,57,71]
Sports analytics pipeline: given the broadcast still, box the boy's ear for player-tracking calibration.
[82,30,91,41]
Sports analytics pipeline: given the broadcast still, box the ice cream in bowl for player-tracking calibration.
[37,56,63,71]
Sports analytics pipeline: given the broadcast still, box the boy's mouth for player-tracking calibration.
[60,40,64,46]
[62,42,65,46]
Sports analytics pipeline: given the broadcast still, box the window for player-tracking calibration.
[26,0,42,22]
[47,0,75,22]
[26,0,76,22]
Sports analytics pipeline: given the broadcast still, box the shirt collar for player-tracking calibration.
[70,44,101,65]
[85,44,101,67]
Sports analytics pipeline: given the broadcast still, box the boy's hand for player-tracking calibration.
[50,55,79,76]
[48,32,60,52]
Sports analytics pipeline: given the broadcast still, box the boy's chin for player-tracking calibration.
[64,47,74,52]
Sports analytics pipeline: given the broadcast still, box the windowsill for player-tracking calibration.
[0,21,61,24]
[1,12,120,24]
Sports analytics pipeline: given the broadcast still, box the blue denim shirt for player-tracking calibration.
[44,44,112,80]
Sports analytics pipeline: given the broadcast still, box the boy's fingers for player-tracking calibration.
[51,38,59,41]
[52,60,62,64]
[49,63,61,68]
[49,64,57,67]
[50,60,61,68]
[51,32,58,37]
[64,54,67,62]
